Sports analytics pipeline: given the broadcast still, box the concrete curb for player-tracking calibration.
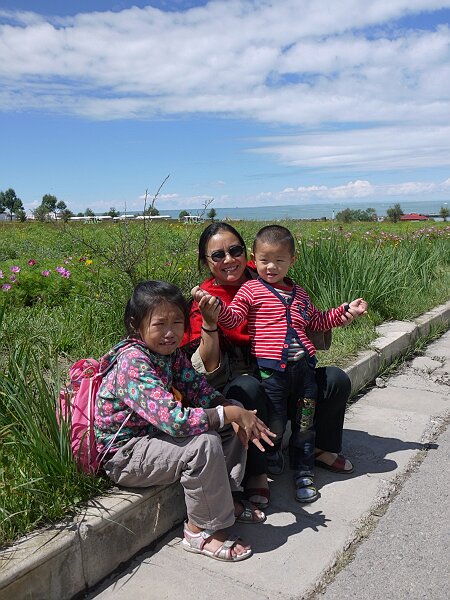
[1,300,449,600]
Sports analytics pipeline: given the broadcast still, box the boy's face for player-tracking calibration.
[252,241,296,285]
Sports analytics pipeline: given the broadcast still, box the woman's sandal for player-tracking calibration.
[235,498,266,523]
[244,487,270,509]
[182,522,252,562]
[315,451,354,474]
[294,473,319,504]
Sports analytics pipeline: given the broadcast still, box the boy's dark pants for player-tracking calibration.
[261,358,318,475]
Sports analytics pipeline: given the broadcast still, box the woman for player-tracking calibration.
[183,222,354,508]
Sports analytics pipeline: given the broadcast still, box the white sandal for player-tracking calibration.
[181,522,252,562]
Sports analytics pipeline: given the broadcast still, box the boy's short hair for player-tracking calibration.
[253,225,295,256]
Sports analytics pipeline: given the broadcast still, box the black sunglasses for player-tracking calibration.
[206,244,245,263]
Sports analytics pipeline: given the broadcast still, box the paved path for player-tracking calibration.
[83,332,450,600]
[321,424,450,600]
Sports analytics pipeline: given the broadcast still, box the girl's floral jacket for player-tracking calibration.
[95,339,224,454]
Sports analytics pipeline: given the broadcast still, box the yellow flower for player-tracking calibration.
[85,259,93,265]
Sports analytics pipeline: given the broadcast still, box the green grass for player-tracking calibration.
[0,218,449,546]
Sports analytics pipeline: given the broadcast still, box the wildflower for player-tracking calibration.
[55,266,65,274]
[61,270,71,279]
[0,270,3,279]
[9,275,17,283]
[10,265,21,273]
[85,259,93,266]
[41,270,50,277]
[79,256,86,262]
[27,259,37,266]
[64,259,70,265]
[1,284,12,291]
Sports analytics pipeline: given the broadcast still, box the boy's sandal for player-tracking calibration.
[182,523,252,562]
[235,498,266,524]
[294,474,319,504]
[315,451,354,474]
[244,487,270,509]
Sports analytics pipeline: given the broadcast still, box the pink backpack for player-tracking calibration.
[59,346,135,474]
[59,358,105,474]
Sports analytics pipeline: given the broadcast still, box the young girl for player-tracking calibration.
[95,280,274,562]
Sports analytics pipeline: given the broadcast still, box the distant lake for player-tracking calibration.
[162,199,447,221]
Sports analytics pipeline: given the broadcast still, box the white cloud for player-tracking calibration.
[2,0,450,206]
[1,1,450,125]
[250,124,450,171]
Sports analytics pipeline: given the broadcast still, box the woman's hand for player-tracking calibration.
[198,293,220,328]
[191,286,211,303]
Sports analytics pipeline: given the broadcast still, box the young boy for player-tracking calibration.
[193,225,368,503]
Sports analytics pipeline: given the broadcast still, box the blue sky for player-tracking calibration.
[1,0,450,215]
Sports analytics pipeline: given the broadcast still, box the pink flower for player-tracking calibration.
[1,284,12,291]
[41,270,50,277]
[9,275,16,283]
[0,270,3,279]
[103,402,114,415]
[10,265,21,273]
[61,270,71,278]
[158,407,169,422]
[27,259,37,266]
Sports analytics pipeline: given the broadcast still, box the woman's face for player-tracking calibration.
[205,230,247,285]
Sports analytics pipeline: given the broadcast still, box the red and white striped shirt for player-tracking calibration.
[218,278,346,372]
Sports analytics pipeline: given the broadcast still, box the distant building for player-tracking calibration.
[399,213,428,221]
[135,215,171,220]
[182,215,205,224]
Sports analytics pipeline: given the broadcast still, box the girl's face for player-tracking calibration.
[205,230,247,286]
[138,302,185,355]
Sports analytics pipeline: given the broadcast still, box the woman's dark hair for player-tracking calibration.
[253,225,295,256]
[197,222,247,272]
[124,280,190,336]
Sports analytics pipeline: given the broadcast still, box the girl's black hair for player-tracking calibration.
[197,222,247,272]
[124,280,190,336]
[253,225,295,256]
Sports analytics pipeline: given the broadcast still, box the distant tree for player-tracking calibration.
[0,188,24,221]
[84,208,95,217]
[1,188,22,220]
[207,208,217,222]
[178,210,189,220]
[107,207,120,218]
[33,204,51,222]
[144,206,160,216]
[386,203,403,223]
[336,208,352,223]
[76,212,84,217]
[41,194,58,218]
[15,208,27,222]
[60,208,74,223]
[55,200,67,219]
[439,205,449,222]
[336,207,377,223]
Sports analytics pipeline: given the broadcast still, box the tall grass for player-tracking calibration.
[292,232,449,321]
[0,341,108,544]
